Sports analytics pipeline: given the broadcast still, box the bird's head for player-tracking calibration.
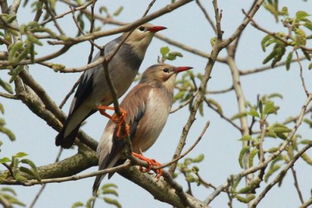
[140,64,193,91]
[124,23,167,57]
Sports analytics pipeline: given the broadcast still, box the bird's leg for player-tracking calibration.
[132,152,163,178]
[97,105,130,138]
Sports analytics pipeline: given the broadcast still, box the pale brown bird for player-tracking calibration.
[93,63,192,195]
[55,24,166,148]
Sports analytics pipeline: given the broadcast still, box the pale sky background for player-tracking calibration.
[1,0,312,208]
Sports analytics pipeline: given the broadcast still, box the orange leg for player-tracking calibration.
[132,152,163,178]
[97,105,130,138]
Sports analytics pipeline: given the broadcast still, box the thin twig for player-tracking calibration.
[295,50,310,97]
[204,97,242,131]
[156,121,210,169]
[43,0,65,35]
[291,167,304,205]
[196,0,216,34]
[59,77,81,109]
[239,56,306,76]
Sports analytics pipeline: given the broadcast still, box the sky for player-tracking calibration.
[1,0,312,208]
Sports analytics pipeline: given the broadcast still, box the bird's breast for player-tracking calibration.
[132,89,171,153]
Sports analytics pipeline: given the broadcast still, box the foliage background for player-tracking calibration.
[1,0,312,207]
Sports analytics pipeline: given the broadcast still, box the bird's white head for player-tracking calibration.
[124,23,167,57]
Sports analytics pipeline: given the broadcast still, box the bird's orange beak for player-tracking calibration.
[174,66,193,73]
[147,26,167,33]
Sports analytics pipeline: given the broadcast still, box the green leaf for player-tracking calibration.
[239,135,252,142]
[261,35,272,52]
[263,50,277,65]
[231,112,248,121]
[296,11,310,21]
[0,78,13,94]
[71,202,84,208]
[207,98,223,114]
[249,148,259,167]
[309,63,312,70]
[0,126,16,141]
[238,178,261,194]
[1,187,17,195]
[285,52,293,70]
[301,153,312,165]
[103,197,122,208]
[301,48,311,61]
[191,154,205,163]
[14,152,28,158]
[238,146,249,168]
[101,183,118,189]
[102,189,119,197]
[0,157,11,163]
[248,108,259,118]
[20,159,40,180]
[236,194,255,203]
[160,46,169,57]
[113,6,123,16]
[264,164,281,182]
[263,101,279,115]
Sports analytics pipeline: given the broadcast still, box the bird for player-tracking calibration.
[92,63,193,195]
[55,23,167,148]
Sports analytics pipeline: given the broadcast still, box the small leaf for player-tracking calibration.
[103,197,122,208]
[1,187,17,195]
[101,183,118,190]
[261,35,272,51]
[231,112,248,121]
[236,194,255,203]
[160,46,169,57]
[14,152,28,158]
[102,189,119,197]
[239,135,252,142]
[264,164,281,182]
[113,6,123,16]
[238,178,261,194]
[0,157,11,163]
[285,52,293,70]
[263,101,279,115]
[207,98,223,114]
[0,78,13,94]
[248,108,259,118]
[301,153,312,165]
[249,148,259,167]
[296,11,310,21]
[238,146,250,169]
[71,202,84,208]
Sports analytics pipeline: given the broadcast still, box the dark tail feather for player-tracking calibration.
[55,124,80,148]
[92,174,106,196]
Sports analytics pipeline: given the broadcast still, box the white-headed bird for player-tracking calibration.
[55,24,166,148]
[93,63,192,195]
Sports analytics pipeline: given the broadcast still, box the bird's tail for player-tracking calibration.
[55,123,80,148]
[92,152,122,196]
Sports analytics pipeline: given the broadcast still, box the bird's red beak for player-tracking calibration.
[147,26,167,33]
[174,66,193,73]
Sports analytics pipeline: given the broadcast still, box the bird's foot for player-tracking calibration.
[132,152,163,179]
[97,105,130,138]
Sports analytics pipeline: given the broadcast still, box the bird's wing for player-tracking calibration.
[68,37,121,114]
[69,70,94,114]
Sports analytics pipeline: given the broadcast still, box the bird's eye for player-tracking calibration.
[163,68,169,73]
[138,26,145,31]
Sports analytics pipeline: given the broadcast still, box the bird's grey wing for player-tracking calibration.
[69,37,121,114]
